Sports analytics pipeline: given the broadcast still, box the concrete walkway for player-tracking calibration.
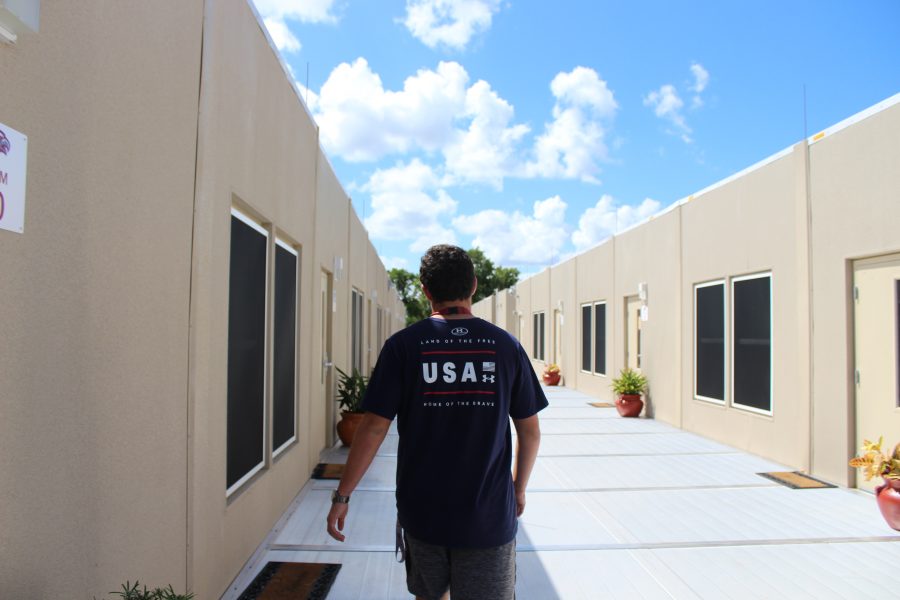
[223,386,900,599]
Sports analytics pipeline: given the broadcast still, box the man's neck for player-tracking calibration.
[430,301,473,319]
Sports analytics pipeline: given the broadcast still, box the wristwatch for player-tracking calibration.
[332,489,350,504]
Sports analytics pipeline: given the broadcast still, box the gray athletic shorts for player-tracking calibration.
[404,532,516,600]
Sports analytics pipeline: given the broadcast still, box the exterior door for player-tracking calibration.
[320,270,335,446]
[853,253,900,491]
[625,295,642,371]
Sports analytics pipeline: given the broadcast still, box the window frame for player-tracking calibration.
[730,272,774,416]
[593,301,607,376]
[694,279,727,406]
[272,237,299,459]
[532,311,546,362]
[580,302,593,374]
[226,207,270,498]
[351,288,365,374]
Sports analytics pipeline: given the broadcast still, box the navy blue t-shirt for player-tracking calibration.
[362,316,548,548]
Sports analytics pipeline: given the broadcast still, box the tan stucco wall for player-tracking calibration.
[0,2,203,598]
[679,149,810,468]
[548,258,577,384]
[502,97,899,485]
[472,295,493,320]
[187,0,324,596]
[613,209,682,425]
[1,1,405,598]
[312,151,351,458]
[573,243,615,399]
[808,103,900,485]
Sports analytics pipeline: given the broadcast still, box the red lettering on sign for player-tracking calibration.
[0,171,7,185]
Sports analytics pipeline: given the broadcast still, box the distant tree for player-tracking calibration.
[389,268,430,326]
[390,249,519,325]
[468,247,520,303]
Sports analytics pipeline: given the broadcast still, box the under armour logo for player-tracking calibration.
[482,374,495,383]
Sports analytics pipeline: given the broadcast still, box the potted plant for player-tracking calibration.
[335,367,368,447]
[849,436,900,531]
[95,581,194,600]
[542,363,561,386]
[610,367,648,418]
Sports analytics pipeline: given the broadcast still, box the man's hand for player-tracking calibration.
[326,502,348,542]
[515,489,526,517]
[321,412,392,543]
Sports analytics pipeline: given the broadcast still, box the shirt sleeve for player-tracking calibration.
[361,337,403,421]
[509,343,549,419]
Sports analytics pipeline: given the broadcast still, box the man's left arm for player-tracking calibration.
[512,414,541,517]
[326,412,392,541]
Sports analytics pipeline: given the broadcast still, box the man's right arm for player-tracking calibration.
[326,411,392,541]
[512,414,541,517]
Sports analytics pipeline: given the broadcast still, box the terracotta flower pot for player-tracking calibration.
[336,411,364,447]
[616,394,643,418]
[875,478,900,531]
[542,372,561,386]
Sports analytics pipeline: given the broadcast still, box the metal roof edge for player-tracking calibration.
[807,91,900,145]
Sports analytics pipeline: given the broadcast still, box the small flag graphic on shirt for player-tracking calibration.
[483,362,495,372]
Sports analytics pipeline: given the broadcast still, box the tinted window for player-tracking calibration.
[733,276,771,411]
[594,303,606,375]
[227,215,267,490]
[273,244,297,453]
[696,284,725,401]
[581,305,592,371]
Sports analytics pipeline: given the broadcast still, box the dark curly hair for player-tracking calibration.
[419,244,476,303]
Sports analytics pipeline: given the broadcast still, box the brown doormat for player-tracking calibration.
[757,471,836,489]
[588,402,615,408]
[238,562,341,600]
[312,463,344,480]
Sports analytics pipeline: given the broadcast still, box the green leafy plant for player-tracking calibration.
[95,581,194,600]
[610,367,648,396]
[543,363,560,375]
[335,367,368,414]
[849,436,900,482]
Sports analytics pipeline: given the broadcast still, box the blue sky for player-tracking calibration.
[252,0,900,275]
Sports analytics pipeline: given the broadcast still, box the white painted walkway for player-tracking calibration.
[223,386,900,599]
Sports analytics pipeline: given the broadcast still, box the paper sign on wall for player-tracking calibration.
[0,122,28,234]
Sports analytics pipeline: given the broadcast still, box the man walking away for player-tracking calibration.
[326,244,547,600]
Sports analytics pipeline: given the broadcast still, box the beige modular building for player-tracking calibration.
[0,1,404,598]
[476,92,900,494]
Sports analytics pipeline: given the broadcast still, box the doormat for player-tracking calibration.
[757,471,836,489]
[312,463,344,480]
[238,562,341,600]
[588,402,615,408]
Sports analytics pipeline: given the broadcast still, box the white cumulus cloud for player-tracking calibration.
[525,67,618,183]
[263,17,301,53]
[644,84,692,143]
[254,0,338,56]
[380,256,410,270]
[690,62,709,108]
[315,58,469,161]
[254,0,338,23]
[363,159,458,252]
[402,0,502,51]
[571,196,662,251]
[453,196,569,266]
[442,80,531,189]
[690,62,709,94]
